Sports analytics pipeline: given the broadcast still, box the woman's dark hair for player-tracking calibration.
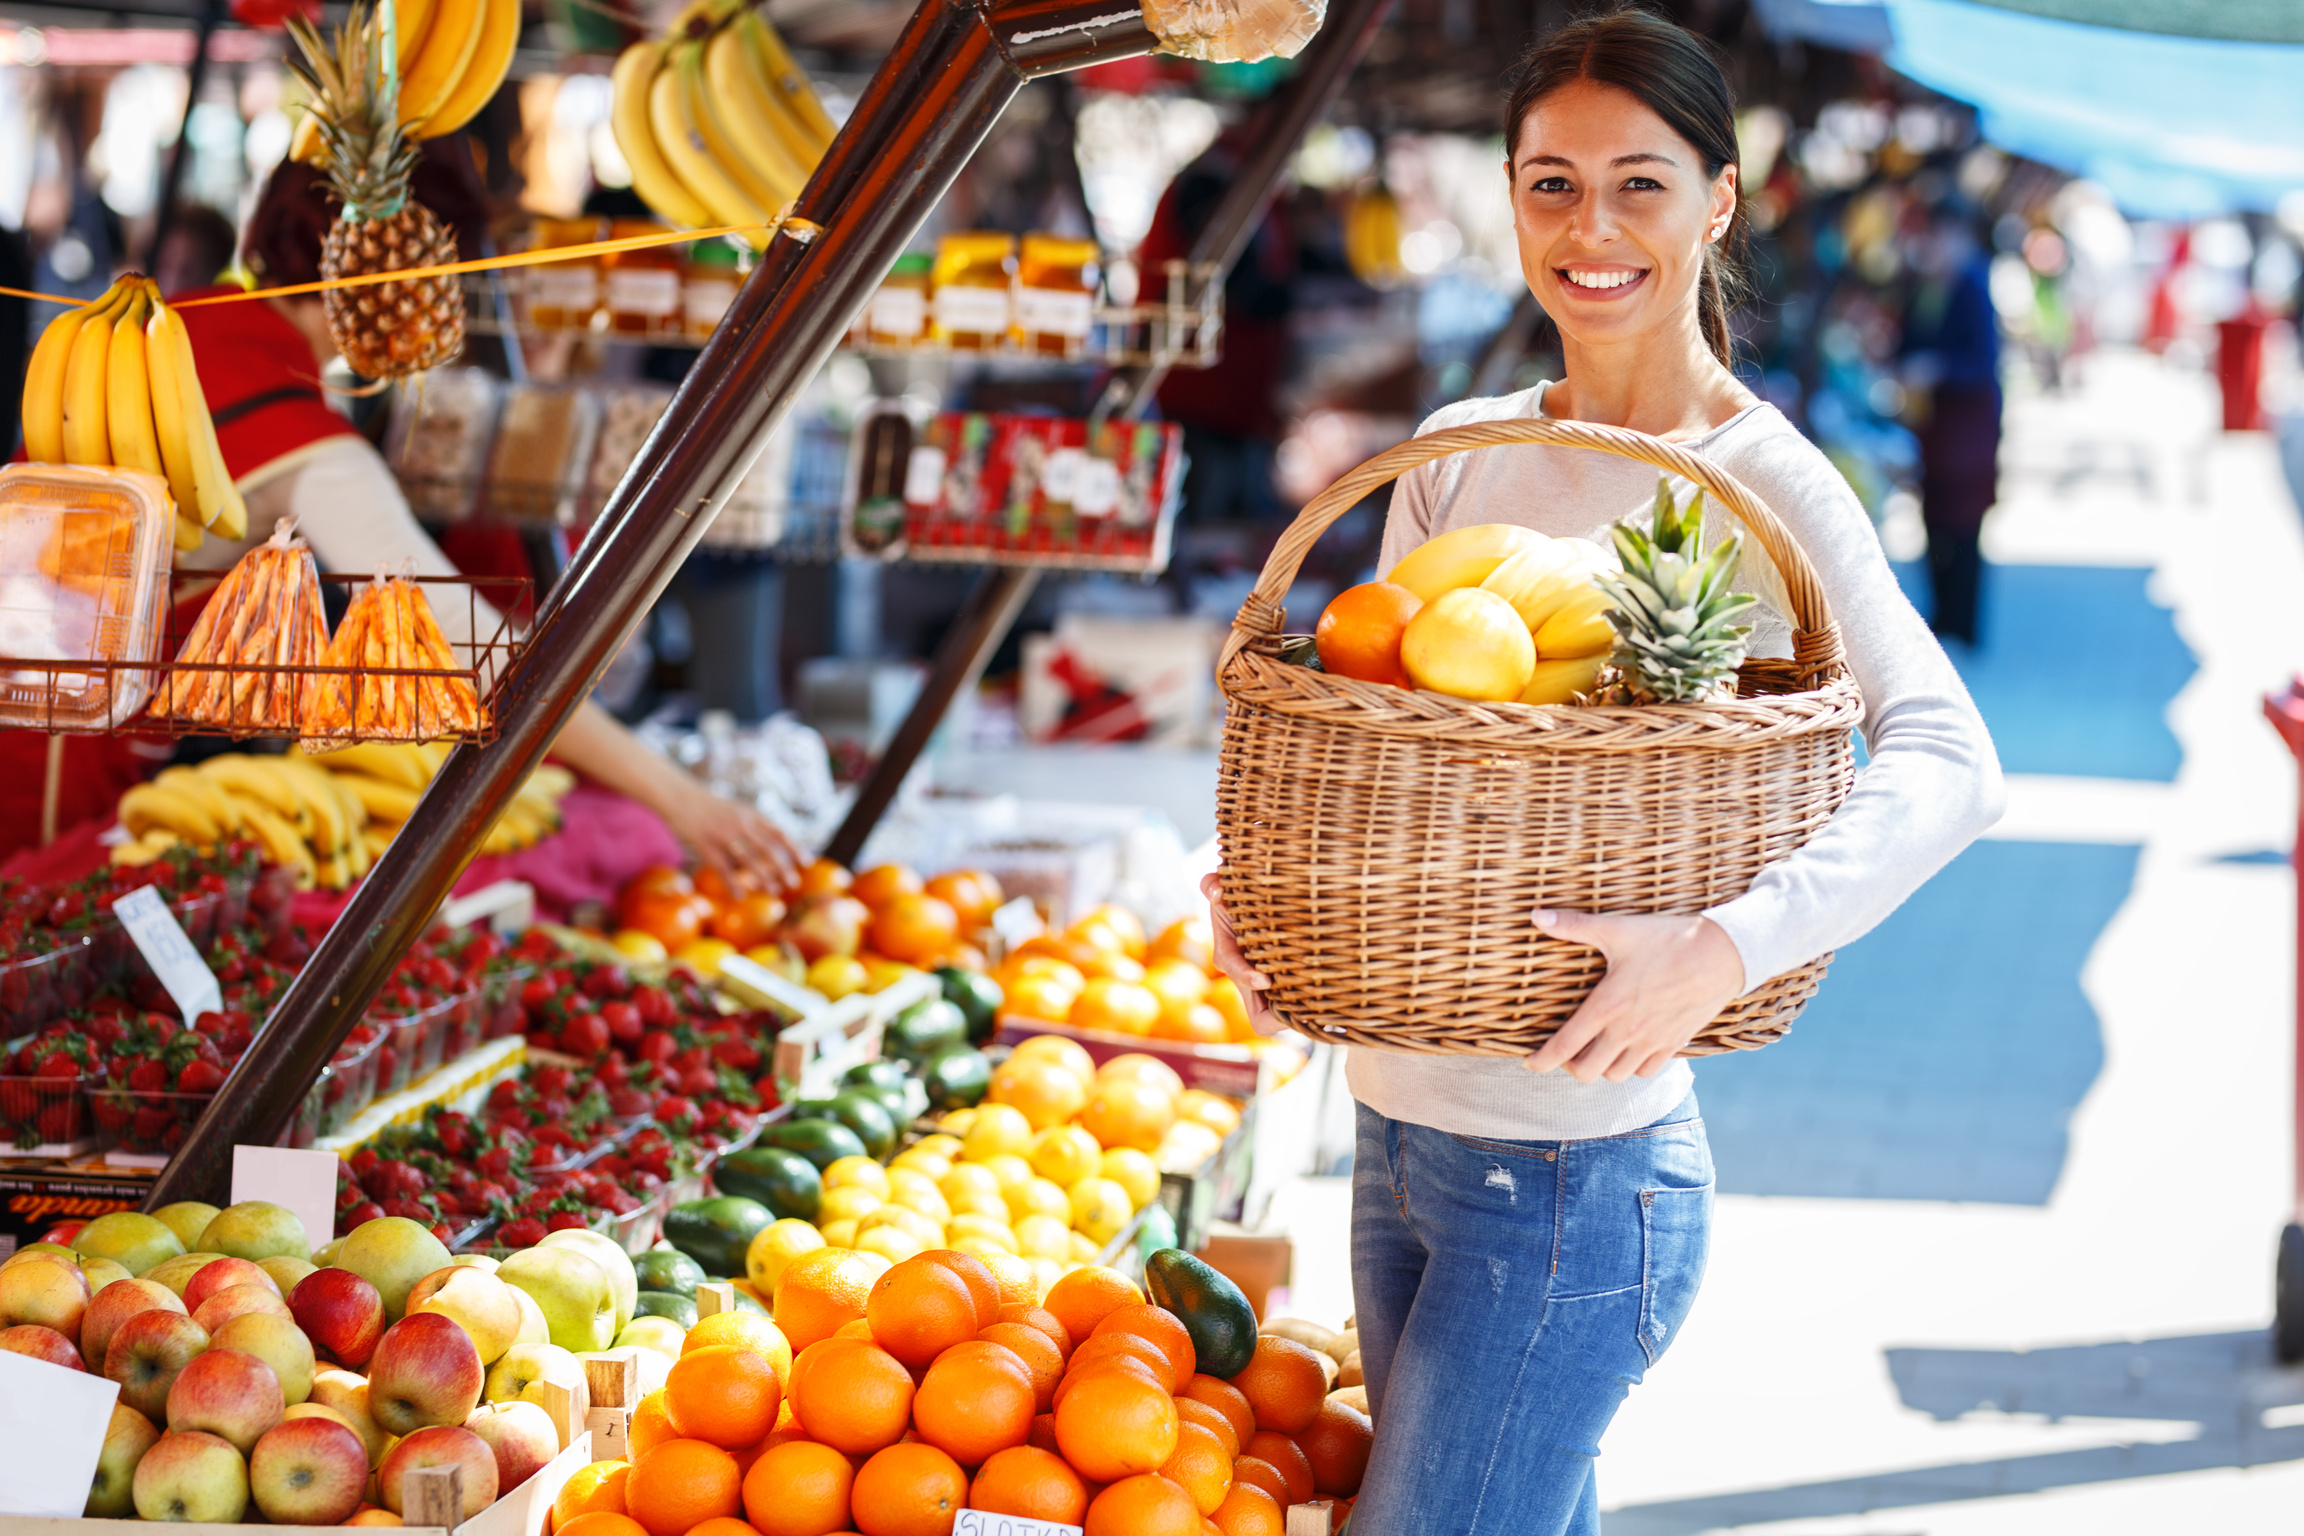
[1504,7,1747,365]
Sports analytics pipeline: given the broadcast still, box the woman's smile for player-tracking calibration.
[1556,264,1651,299]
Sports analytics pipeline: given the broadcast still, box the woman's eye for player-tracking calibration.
[1529,176,1572,194]
[1623,176,1664,191]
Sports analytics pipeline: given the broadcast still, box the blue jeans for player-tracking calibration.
[1348,1095,1713,1535]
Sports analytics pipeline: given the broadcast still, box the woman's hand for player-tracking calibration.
[654,773,802,894]
[1199,870,1283,1037]
[1523,910,1746,1082]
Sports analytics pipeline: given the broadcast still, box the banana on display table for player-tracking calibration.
[113,745,575,891]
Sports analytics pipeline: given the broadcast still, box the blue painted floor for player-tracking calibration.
[1692,562,2192,1204]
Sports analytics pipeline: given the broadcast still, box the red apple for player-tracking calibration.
[786,893,869,961]
[308,1367,390,1466]
[165,1347,284,1452]
[0,1251,90,1337]
[183,1256,280,1313]
[290,1268,387,1370]
[131,1429,249,1523]
[193,1281,292,1334]
[377,1424,497,1519]
[86,1402,160,1516]
[0,1323,83,1370]
[367,1312,484,1436]
[81,1279,186,1370]
[463,1400,559,1491]
[104,1308,211,1421]
[250,1415,370,1525]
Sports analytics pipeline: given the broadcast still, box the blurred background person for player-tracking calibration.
[1899,202,2002,647]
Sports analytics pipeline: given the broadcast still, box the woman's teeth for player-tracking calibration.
[1562,269,1643,289]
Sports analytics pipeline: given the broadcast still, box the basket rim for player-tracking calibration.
[1222,640,1865,749]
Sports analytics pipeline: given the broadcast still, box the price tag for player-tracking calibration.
[1040,447,1087,505]
[0,1347,121,1515]
[1073,457,1122,517]
[232,1146,341,1257]
[904,445,949,507]
[112,885,221,1023]
[990,895,1046,950]
[953,1513,1082,1536]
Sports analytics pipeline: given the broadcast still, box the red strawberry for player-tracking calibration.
[498,1217,547,1248]
[546,1211,590,1232]
[177,1060,225,1094]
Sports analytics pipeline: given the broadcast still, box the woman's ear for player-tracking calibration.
[1708,162,1740,243]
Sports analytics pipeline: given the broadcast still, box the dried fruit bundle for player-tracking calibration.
[302,570,482,745]
[156,520,329,731]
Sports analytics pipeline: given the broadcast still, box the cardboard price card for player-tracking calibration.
[951,1512,1084,1536]
[845,405,1182,574]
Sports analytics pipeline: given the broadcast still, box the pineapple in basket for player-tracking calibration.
[286,5,465,381]
[1596,479,1759,704]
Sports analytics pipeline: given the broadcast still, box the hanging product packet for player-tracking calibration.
[156,519,329,733]
[302,567,482,745]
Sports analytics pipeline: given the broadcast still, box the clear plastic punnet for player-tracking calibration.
[0,462,175,730]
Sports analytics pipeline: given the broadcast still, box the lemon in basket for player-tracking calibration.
[1400,588,1536,703]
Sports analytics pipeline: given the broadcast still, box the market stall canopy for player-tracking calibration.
[1757,0,2304,218]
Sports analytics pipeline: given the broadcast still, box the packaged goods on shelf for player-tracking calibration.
[1015,232,1100,355]
[929,230,1017,349]
[602,218,687,337]
[683,239,744,336]
[154,520,329,733]
[584,384,675,519]
[302,570,484,743]
[484,383,600,523]
[525,215,607,329]
[384,365,501,520]
[859,250,933,346]
[0,462,176,730]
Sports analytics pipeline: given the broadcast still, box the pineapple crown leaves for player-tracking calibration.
[285,3,417,225]
[1594,478,1759,703]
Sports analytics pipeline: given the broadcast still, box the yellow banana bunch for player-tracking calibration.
[609,3,834,245]
[396,0,521,138]
[1345,186,1406,288]
[22,276,247,547]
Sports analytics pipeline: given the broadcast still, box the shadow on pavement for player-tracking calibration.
[1604,1330,2304,1534]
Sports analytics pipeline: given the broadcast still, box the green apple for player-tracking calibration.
[73,1213,184,1277]
[538,1229,637,1337]
[311,1238,346,1268]
[199,1201,309,1264]
[151,1202,222,1254]
[483,1342,581,1408]
[508,1283,549,1347]
[260,1256,319,1295]
[335,1219,451,1321]
[611,1316,686,1360]
[496,1247,616,1354]
[448,1253,501,1273]
[79,1257,133,1292]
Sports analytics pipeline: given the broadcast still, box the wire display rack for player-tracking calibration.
[0,573,528,743]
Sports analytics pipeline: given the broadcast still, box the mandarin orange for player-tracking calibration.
[663,1345,782,1450]
[629,1391,679,1459]
[996,1303,1073,1359]
[1229,1456,1288,1507]
[1092,1303,1196,1386]
[864,1257,980,1369]
[741,1439,853,1536]
[774,1249,880,1353]
[624,1440,741,1536]
[1315,580,1422,686]
[1158,1421,1234,1516]
[1179,1374,1256,1448]
[552,1460,630,1530]
[558,1515,649,1536]
[786,1337,915,1456]
[1210,1481,1285,1536]
[967,1444,1087,1524]
[1241,1432,1312,1504]
[911,1340,1035,1467]
[1231,1337,1325,1433]
[1053,1363,1178,1482]
[1041,1266,1143,1345]
[848,1441,966,1536]
[978,1322,1063,1410]
[918,1250,1001,1329]
[1084,1473,1201,1536]
[1066,1330,1179,1394]
[1295,1396,1372,1497]
[1173,1395,1241,1457]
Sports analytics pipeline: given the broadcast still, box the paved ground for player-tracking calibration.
[946,349,2304,1530]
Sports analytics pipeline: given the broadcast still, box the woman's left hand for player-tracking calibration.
[654,775,802,893]
[1523,910,1746,1082]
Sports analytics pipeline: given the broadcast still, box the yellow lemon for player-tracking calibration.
[1158,1119,1223,1173]
[1068,1231,1103,1264]
[915,1133,964,1160]
[745,1218,826,1296]
[611,929,669,963]
[818,1186,886,1224]
[861,956,923,992]
[1174,1090,1243,1138]
[851,1249,894,1283]
[951,1233,1018,1263]
[889,1150,951,1183]
[962,1103,1035,1162]
[1030,1124,1104,1189]
[860,1204,944,1248]
[1009,1033,1096,1087]
[855,1224,925,1264]
[1399,586,1536,702]
[1005,1176,1071,1225]
[820,1218,858,1249]
[1014,1213,1074,1261]
[939,1163,1003,1205]
[946,1214,1019,1253]
[823,1156,893,1200]
[1067,1177,1132,1246]
[1027,1255,1066,1295]
[886,1165,942,1204]
[949,1187,1011,1222]
[1142,958,1209,1016]
[937,1109,980,1137]
[981,1153,1034,1192]
[891,1184,954,1227]
[806,954,869,1001]
[675,937,737,977]
[1098,1148,1160,1210]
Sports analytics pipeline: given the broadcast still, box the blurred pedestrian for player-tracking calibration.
[1900,203,2001,646]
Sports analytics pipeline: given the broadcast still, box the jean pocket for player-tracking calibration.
[1637,1183,1712,1366]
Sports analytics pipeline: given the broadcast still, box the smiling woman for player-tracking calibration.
[1202,8,2003,1535]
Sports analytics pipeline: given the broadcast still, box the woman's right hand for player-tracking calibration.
[1200,870,1283,1037]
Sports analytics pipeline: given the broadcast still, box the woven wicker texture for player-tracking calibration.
[1214,417,1865,1056]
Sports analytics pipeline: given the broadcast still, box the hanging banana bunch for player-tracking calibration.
[1344,183,1406,289]
[610,0,837,249]
[21,276,249,552]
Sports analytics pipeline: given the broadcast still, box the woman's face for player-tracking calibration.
[1508,78,1736,352]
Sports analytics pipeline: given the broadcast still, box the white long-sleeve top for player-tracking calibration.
[1347,382,2004,1139]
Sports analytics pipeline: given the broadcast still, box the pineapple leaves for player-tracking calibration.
[1594,477,1757,703]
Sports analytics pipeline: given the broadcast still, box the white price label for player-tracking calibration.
[232,1146,340,1257]
[868,286,928,339]
[113,885,221,1022]
[607,267,682,318]
[1014,286,1094,339]
[0,1349,121,1515]
[952,1513,1082,1536]
[1040,447,1087,505]
[903,445,949,507]
[1073,457,1122,517]
[933,284,1012,336]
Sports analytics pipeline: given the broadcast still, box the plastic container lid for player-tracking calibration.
[0,463,175,731]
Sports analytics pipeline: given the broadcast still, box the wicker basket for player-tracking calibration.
[1214,417,1866,1057]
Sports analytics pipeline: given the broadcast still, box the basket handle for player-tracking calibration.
[1219,416,1845,678]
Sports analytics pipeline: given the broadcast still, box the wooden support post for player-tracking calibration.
[585,1349,642,1462]
[403,1465,465,1532]
[696,1282,736,1319]
[530,1372,591,1451]
[1283,1497,1335,1536]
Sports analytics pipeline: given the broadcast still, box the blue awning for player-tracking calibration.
[1886,0,2304,217]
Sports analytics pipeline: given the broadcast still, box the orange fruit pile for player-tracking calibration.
[561,1250,1367,1536]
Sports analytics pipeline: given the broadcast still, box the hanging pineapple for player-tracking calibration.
[1594,479,1759,704]
[285,4,465,381]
